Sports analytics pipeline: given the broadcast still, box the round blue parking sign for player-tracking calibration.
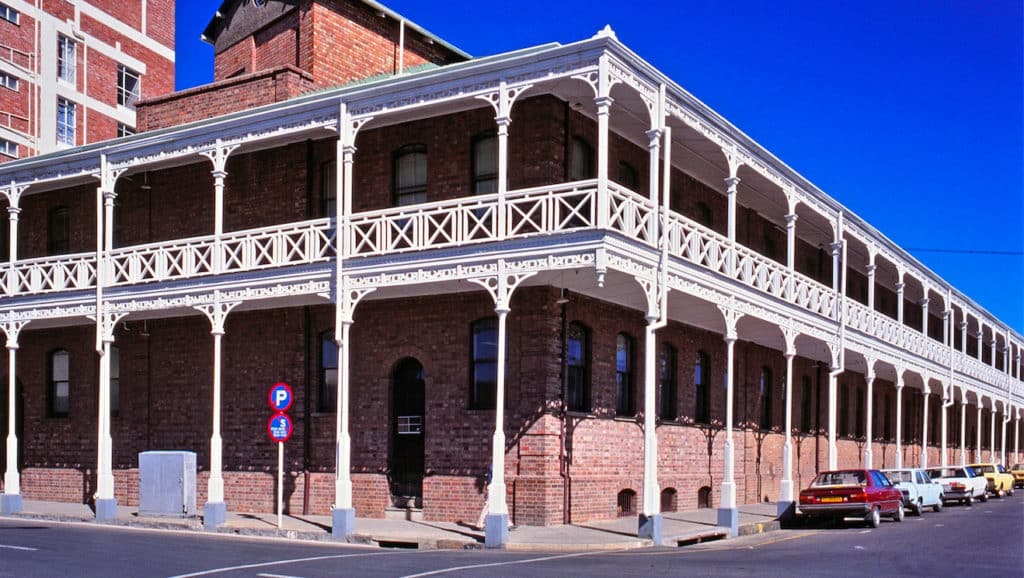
[267,413,293,443]
[268,382,294,413]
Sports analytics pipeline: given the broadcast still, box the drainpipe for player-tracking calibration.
[827,212,847,470]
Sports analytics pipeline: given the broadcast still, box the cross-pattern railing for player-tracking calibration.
[3,253,96,296]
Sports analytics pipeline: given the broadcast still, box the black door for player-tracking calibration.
[389,358,425,507]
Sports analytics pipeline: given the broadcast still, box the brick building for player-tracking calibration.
[0,0,174,163]
[0,0,1022,548]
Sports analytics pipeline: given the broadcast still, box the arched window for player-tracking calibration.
[471,317,498,410]
[110,345,120,417]
[567,322,590,412]
[615,333,635,416]
[695,351,710,423]
[48,349,70,417]
[697,486,712,509]
[695,201,713,228]
[393,144,427,206]
[321,161,337,217]
[759,367,773,430]
[660,488,678,513]
[616,489,637,517]
[47,206,70,255]
[658,343,677,420]
[569,137,594,181]
[472,132,498,195]
[319,331,338,413]
[617,161,638,191]
[800,375,813,433]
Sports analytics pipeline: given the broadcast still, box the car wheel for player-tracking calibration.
[1009,487,1014,497]
[996,489,1005,498]
[866,507,881,528]
[893,503,904,522]
[965,495,974,506]
[933,498,943,513]
[911,500,922,516]
[980,492,989,503]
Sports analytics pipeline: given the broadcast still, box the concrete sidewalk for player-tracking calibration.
[1,500,781,551]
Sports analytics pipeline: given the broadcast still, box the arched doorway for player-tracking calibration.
[389,358,425,508]
[0,378,24,471]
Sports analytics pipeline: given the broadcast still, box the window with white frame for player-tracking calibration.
[49,350,70,417]
[58,35,76,84]
[117,65,140,108]
[117,124,135,138]
[0,72,17,91]
[0,3,19,25]
[393,144,427,206]
[57,98,75,146]
[0,138,17,158]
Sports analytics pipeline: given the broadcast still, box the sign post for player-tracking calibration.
[267,383,294,530]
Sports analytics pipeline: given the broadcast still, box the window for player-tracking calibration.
[617,161,638,190]
[49,350,70,417]
[695,351,710,423]
[696,201,713,228]
[798,375,814,433]
[58,35,76,84]
[839,383,850,435]
[1,3,19,25]
[0,216,7,261]
[0,72,17,91]
[110,346,120,416]
[47,206,70,254]
[569,137,593,181]
[472,133,497,194]
[903,392,915,442]
[929,397,938,445]
[566,322,590,412]
[393,144,427,206]
[615,333,635,416]
[658,343,677,420]
[883,393,893,440]
[0,138,17,158]
[855,387,864,438]
[660,488,677,513]
[697,486,712,509]
[319,331,338,413]
[319,161,337,217]
[117,124,135,138]
[471,318,498,410]
[57,98,76,146]
[616,489,636,517]
[117,65,141,108]
[759,367,773,430]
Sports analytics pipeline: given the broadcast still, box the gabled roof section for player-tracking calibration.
[201,0,471,60]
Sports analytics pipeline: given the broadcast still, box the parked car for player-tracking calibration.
[967,463,1016,497]
[1010,464,1024,489]
[926,466,988,505]
[882,468,944,515]
[798,469,904,528]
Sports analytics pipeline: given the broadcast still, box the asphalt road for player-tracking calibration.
[1,497,1022,578]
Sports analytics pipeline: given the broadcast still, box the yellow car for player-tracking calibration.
[967,463,1016,497]
[1011,464,1024,489]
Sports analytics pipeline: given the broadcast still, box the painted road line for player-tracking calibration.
[165,552,394,578]
[0,544,38,551]
[256,574,307,578]
[400,550,619,578]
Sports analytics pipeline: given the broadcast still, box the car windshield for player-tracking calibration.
[885,471,913,483]
[928,468,960,479]
[812,471,866,487]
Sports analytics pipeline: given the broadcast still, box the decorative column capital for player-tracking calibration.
[645,128,663,147]
[919,297,930,308]
[784,213,799,227]
[830,241,843,256]
[594,95,615,111]
[724,176,741,191]
[895,282,906,292]
[865,264,877,275]
[194,298,241,336]
[1,319,29,349]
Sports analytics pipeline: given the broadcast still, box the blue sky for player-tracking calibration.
[175,1,1024,333]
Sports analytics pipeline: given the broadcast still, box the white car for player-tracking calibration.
[926,466,988,505]
[882,468,944,515]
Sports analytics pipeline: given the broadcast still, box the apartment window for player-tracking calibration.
[57,98,76,146]
[393,144,427,206]
[0,72,17,91]
[903,393,915,442]
[47,206,70,254]
[617,161,638,190]
[801,375,813,433]
[58,35,76,84]
[839,383,850,435]
[321,161,336,217]
[117,65,141,108]
[117,124,135,138]
[470,318,498,410]
[695,350,710,423]
[110,346,120,416]
[472,133,497,194]
[883,393,893,440]
[658,343,677,420]
[49,350,70,417]
[855,387,865,438]
[0,138,17,158]
[615,333,635,416]
[319,331,338,412]
[759,367,773,430]
[566,322,590,412]
[569,137,594,181]
[0,3,19,25]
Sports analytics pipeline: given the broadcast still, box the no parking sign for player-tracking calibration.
[267,381,294,529]
[266,412,293,443]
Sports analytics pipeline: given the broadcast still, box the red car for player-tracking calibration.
[798,469,904,528]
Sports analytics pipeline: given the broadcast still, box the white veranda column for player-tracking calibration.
[778,329,797,517]
[1000,405,1009,465]
[827,367,838,470]
[894,376,904,469]
[959,396,968,466]
[1,320,27,514]
[641,313,661,534]
[718,306,741,535]
[864,368,875,468]
[989,408,996,461]
[940,388,949,468]
[975,401,983,462]
[920,388,930,469]
[334,320,353,510]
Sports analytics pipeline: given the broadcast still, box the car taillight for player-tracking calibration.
[951,482,966,491]
[846,490,867,503]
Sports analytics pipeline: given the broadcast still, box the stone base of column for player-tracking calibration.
[638,513,662,544]
[95,497,117,521]
[332,507,355,540]
[717,507,738,536]
[776,500,796,521]
[1,493,22,514]
[484,513,509,548]
[204,501,226,529]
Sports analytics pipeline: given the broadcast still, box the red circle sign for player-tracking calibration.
[267,412,293,443]
[267,382,294,413]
